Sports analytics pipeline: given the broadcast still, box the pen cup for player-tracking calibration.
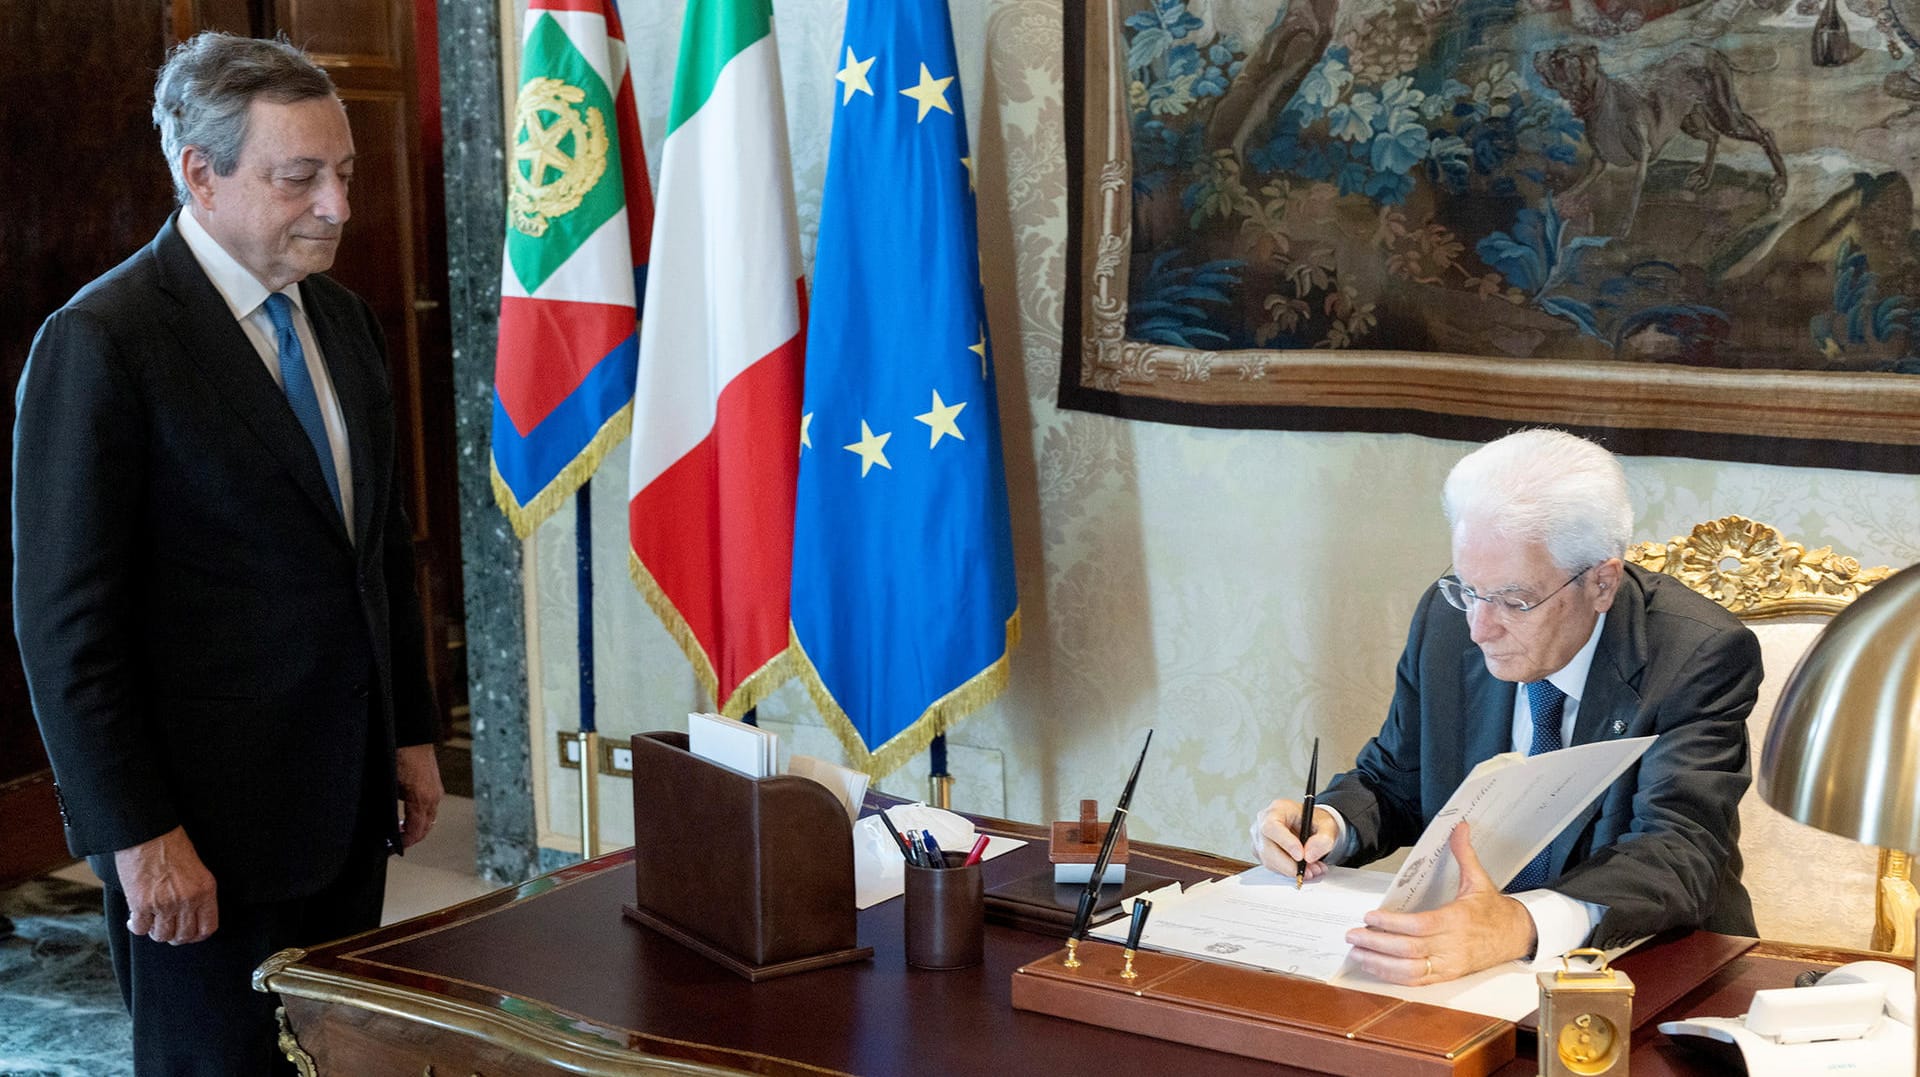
[903,852,985,970]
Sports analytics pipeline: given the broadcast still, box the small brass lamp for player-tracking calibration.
[1759,561,1920,1077]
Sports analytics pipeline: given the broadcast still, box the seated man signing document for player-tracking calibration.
[1254,429,1761,985]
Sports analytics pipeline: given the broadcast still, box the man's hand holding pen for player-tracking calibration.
[1251,799,1339,882]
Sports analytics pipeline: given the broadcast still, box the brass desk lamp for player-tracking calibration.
[1759,561,1920,1075]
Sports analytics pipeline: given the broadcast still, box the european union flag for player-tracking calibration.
[790,0,1019,777]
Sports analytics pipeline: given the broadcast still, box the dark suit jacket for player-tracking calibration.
[1317,563,1761,946]
[13,214,435,903]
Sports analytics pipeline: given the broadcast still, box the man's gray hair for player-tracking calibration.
[153,33,335,205]
[1441,429,1633,572]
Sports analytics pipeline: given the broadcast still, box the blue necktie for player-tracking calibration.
[1506,679,1567,893]
[262,293,342,517]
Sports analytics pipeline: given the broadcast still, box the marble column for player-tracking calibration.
[437,0,539,885]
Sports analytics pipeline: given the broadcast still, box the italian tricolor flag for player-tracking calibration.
[626,0,804,715]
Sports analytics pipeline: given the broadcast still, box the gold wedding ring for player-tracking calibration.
[1424,956,1433,978]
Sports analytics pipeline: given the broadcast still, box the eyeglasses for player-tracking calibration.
[1437,565,1591,615]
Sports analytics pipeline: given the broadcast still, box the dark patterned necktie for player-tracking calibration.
[263,293,342,516]
[1506,679,1567,892]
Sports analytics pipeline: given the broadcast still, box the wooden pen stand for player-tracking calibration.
[621,731,873,981]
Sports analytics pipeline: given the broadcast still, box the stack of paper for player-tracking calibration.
[688,712,778,778]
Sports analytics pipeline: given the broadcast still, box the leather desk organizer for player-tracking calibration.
[621,731,873,981]
[1012,941,1514,1077]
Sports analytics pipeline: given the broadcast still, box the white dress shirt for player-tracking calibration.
[177,209,355,540]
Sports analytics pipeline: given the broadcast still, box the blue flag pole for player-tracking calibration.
[575,486,600,857]
[929,733,952,808]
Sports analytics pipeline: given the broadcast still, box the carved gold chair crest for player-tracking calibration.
[1627,515,1913,954]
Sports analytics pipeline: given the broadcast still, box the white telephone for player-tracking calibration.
[1658,960,1915,1076]
[1820,960,1916,1027]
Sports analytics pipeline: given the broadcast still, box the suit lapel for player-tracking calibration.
[150,218,353,549]
[1573,576,1648,746]
[1461,647,1515,771]
[1549,571,1650,871]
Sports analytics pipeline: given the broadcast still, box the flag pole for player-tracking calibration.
[929,733,953,809]
[575,486,600,859]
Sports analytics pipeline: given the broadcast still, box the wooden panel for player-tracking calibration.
[280,0,403,68]
[291,0,467,740]
[0,775,73,886]
[0,0,175,865]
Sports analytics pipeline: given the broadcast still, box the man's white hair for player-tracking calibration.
[1441,429,1633,572]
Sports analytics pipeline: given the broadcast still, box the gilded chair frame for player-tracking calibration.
[1627,515,1914,954]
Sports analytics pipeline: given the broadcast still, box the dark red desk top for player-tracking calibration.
[281,812,1893,1076]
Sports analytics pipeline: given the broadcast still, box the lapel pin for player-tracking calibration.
[1610,719,1626,735]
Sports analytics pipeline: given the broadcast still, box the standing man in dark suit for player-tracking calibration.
[13,32,442,1074]
[1253,429,1761,984]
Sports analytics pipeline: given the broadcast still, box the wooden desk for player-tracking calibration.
[257,815,1890,1076]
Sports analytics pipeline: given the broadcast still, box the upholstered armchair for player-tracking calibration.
[1627,516,1916,955]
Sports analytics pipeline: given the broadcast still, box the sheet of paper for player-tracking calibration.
[1336,939,1642,1021]
[787,754,870,823]
[1091,865,1392,982]
[851,805,1027,909]
[1374,737,1656,920]
[687,712,776,778]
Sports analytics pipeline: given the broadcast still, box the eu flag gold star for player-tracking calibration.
[800,411,813,450]
[969,327,988,378]
[844,420,893,476]
[836,47,875,106]
[915,391,967,448]
[899,63,955,123]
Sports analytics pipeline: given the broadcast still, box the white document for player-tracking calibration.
[1092,864,1391,981]
[687,712,777,778]
[1093,737,1658,1018]
[1368,736,1656,923]
[1092,864,1640,1020]
[851,803,1026,909]
[787,754,871,823]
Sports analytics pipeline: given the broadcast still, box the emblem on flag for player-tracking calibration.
[508,77,609,238]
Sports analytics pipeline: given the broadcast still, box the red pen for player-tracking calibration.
[962,834,990,867]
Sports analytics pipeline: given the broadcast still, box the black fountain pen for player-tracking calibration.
[1065,729,1154,968]
[1296,737,1319,889]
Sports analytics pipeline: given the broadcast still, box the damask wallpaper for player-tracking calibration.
[519,0,1920,863]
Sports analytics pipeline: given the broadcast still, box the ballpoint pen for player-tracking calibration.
[920,830,945,868]
[1296,736,1319,890]
[878,809,916,863]
[962,834,990,866]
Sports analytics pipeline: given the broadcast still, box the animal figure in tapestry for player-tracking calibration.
[1534,43,1789,233]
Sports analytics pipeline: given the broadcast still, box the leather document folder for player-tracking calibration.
[622,731,873,981]
[985,867,1178,937]
[1013,940,1515,1077]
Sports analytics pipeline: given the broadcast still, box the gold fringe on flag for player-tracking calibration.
[790,610,1021,779]
[490,401,635,540]
[626,551,794,719]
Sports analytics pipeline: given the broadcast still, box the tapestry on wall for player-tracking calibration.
[1057,0,1920,471]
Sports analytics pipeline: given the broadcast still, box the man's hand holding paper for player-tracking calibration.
[1342,823,1534,985]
